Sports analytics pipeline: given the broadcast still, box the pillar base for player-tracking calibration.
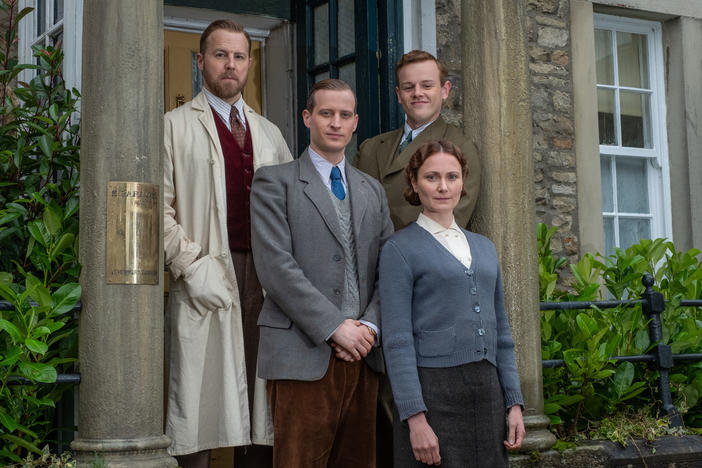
[520,413,557,452]
[71,435,177,468]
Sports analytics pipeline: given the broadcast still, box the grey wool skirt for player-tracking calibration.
[392,360,508,468]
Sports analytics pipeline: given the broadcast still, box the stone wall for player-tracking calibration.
[527,0,579,264]
[436,0,463,127]
[437,0,581,265]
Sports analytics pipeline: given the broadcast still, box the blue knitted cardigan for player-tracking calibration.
[379,222,524,421]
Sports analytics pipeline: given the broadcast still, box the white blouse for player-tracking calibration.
[416,212,472,268]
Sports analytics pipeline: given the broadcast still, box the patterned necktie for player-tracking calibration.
[230,105,246,148]
[399,131,413,152]
[330,166,346,200]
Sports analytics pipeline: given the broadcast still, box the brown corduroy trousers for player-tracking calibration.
[268,355,379,468]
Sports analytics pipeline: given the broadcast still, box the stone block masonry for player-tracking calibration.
[527,0,580,266]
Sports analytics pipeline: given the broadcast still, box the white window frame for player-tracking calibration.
[402,0,436,55]
[594,13,672,250]
[17,0,83,92]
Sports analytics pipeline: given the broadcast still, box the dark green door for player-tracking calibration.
[295,0,403,155]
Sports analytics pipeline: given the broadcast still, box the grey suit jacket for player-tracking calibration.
[354,116,481,230]
[251,150,394,381]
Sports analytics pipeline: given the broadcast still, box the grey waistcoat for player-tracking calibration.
[329,190,361,319]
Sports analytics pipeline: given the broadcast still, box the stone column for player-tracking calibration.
[462,0,556,451]
[70,1,176,466]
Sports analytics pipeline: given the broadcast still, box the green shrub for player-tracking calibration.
[0,1,81,463]
[538,224,702,439]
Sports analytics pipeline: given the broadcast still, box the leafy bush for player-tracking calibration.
[538,224,702,439]
[0,1,81,463]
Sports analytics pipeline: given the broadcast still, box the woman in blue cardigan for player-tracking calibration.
[379,140,525,467]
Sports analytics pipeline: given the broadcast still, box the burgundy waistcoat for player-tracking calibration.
[212,106,254,251]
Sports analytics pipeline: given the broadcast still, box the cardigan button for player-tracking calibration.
[333,254,341,261]
[334,289,341,295]
[470,287,477,295]
[478,328,485,336]
[474,305,480,313]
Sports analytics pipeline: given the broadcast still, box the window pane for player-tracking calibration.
[54,0,64,23]
[603,217,615,256]
[338,62,356,93]
[595,29,614,85]
[616,32,649,89]
[338,0,355,57]
[616,158,649,213]
[51,31,63,48]
[191,52,203,97]
[313,3,329,66]
[37,0,46,35]
[619,218,650,249]
[600,155,614,212]
[597,88,616,145]
[620,91,651,148]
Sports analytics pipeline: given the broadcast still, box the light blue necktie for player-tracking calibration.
[330,166,346,200]
[399,131,413,152]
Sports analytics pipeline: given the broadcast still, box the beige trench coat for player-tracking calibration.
[163,91,292,456]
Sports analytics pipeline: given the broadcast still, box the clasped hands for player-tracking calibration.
[330,319,375,362]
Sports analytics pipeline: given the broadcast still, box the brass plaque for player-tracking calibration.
[106,182,160,285]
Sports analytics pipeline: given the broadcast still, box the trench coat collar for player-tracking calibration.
[192,91,267,169]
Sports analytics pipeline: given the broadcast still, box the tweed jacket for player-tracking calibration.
[354,116,481,230]
[163,91,292,454]
[251,150,394,381]
[379,223,524,421]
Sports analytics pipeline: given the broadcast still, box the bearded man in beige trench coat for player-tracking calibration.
[163,20,292,468]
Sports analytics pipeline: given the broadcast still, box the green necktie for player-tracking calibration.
[399,131,413,152]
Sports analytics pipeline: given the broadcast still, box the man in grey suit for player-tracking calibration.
[250,79,394,468]
[355,50,481,230]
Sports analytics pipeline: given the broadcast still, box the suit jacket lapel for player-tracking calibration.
[380,128,405,178]
[382,118,449,178]
[346,165,369,242]
[299,151,344,246]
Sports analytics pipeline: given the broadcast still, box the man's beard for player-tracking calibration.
[203,67,247,101]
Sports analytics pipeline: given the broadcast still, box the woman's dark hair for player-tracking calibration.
[403,140,469,206]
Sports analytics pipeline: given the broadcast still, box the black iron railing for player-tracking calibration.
[540,274,702,427]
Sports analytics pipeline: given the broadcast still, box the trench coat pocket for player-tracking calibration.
[417,326,456,357]
[182,255,232,316]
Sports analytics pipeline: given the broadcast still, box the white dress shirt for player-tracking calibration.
[203,88,247,132]
[400,117,436,146]
[308,147,348,193]
[416,212,472,268]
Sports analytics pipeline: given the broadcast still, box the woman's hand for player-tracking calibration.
[503,405,525,450]
[407,412,441,465]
